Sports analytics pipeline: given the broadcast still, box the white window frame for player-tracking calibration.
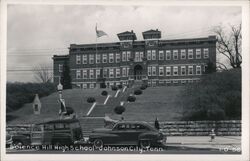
[109,53,114,63]
[83,69,87,79]
[152,66,156,76]
[96,69,100,78]
[89,54,94,64]
[140,52,144,61]
[196,65,201,75]
[148,66,151,76]
[96,54,101,64]
[181,49,186,59]
[89,69,94,79]
[166,50,171,60]
[152,50,156,60]
[109,68,114,78]
[122,52,126,62]
[82,83,87,89]
[173,66,178,76]
[188,49,193,59]
[76,70,81,79]
[127,51,131,61]
[147,50,151,60]
[103,54,107,63]
[181,66,186,75]
[116,68,120,78]
[126,67,129,77]
[159,66,164,76]
[122,67,126,77]
[166,66,171,76]
[173,50,178,60]
[188,66,194,75]
[82,55,87,64]
[135,52,140,62]
[159,50,164,60]
[103,69,108,78]
[116,53,120,63]
[59,64,63,72]
[90,83,94,89]
[76,55,81,64]
[204,48,209,58]
[196,49,201,59]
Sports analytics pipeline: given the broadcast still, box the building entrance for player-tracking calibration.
[134,64,143,80]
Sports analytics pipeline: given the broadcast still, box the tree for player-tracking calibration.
[214,24,242,68]
[60,61,72,89]
[33,64,52,83]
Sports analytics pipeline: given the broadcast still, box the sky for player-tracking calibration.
[6,4,242,82]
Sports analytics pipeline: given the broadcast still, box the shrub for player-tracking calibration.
[127,95,136,102]
[140,84,147,90]
[87,97,96,103]
[111,86,118,91]
[114,106,125,115]
[118,84,123,89]
[134,89,142,95]
[101,90,108,96]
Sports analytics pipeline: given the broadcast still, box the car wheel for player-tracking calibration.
[139,140,151,149]
[93,139,103,149]
[13,140,23,147]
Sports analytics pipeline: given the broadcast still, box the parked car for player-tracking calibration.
[30,119,82,146]
[89,121,166,148]
[6,134,13,148]
[12,133,31,146]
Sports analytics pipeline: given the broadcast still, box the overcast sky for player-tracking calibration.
[7,4,241,82]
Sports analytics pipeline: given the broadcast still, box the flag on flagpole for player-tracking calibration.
[95,24,108,38]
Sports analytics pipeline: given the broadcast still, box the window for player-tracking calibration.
[96,69,100,78]
[196,49,201,59]
[76,70,81,79]
[140,52,144,61]
[122,52,126,62]
[76,55,81,64]
[116,53,120,63]
[83,69,87,79]
[166,50,171,60]
[89,54,94,64]
[59,64,63,72]
[181,80,186,84]
[152,66,156,76]
[90,83,94,89]
[173,50,178,60]
[147,50,151,60]
[135,52,140,62]
[116,68,120,78]
[103,69,108,78]
[126,67,129,76]
[181,50,186,59]
[152,80,157,86]
[109,53,114,63]
[166,80,171,84]
[188,66,193,75]
[152,50,156,60]
[196,65,201,75]
[166,67,171,76]
[109,68,114,78]
[147,66,151,76]
[127,51,131,61]
[159,66,164,76]
[188,49,193,59]
[96,54,101,63]
[83,55,87,64]
[173,66,178,76]
[82,84,87,89]
[181,66,186,75]
[204,48,209,58]
[159,50,164,60]
[122,67,126,77]
[103,54,107,63]
[173,80,178,84]
[90,69,94,79]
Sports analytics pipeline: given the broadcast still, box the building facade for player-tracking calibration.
[53,29,216,89]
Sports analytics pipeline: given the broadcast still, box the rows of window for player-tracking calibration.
[75,67,130,79]
[76,81,128,89]
[75,48,210,64]
[147,79,200,86]
[147,65,203,76]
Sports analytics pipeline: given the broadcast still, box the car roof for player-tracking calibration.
[36,119,79,125]
[114,121,156,129]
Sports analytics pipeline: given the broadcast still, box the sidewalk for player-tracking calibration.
[166,136,241,150]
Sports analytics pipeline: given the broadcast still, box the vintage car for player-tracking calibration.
[12,133,31,146]
[30,119,82,146]
[89,121,166,148]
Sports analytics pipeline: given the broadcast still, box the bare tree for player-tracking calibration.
[214,24,242,68]
[33,64,53,83]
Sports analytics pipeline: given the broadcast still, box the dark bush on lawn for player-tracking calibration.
[127,95,136,102]
[114,106,125,115]
[118,84,123,89]
[140,84,147,90]
[134,89,142,95]
[111,86,118,91]
[101,90,108,96]
[87,97,96,103]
